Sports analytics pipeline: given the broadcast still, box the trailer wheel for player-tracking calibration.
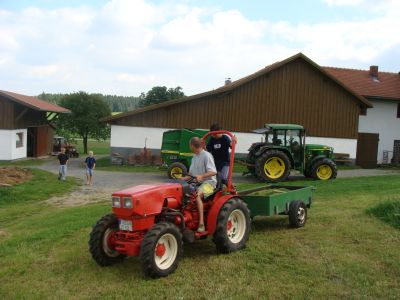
[289,200,307,228]
[311,158,337,180]
[213,198,251,253]
[167,162,187,179]
[89,214,125,266]
[140,222,183,278]
[255,150,291,182]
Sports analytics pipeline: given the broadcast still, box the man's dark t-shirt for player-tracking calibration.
[85,157,96,169]
[57,153,69,165]
[206,135,231,171]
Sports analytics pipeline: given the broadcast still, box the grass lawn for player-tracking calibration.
[74,139,110,155]
[1,173,400,299]
[0,158,49,167]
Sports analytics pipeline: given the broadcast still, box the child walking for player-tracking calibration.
[57,148,69,181]
[85,151,96,185]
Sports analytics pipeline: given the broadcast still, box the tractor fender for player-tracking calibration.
[207,194,240,235]
[307,155,331,170]
[255,146,295,169]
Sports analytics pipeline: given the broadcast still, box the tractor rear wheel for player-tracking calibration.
[311,158,337,180]
[140,222,183,278]
[167,162,187,179]
[89,214,125,266]
[289,200,307,228]
[213,198,251,253]
[255,150,291,182]
[245,151,256,175]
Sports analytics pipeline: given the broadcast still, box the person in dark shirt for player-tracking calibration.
[57,148,69,181]
[206,123,237,184]
[85,151,96,185]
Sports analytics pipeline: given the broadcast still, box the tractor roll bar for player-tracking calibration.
[201,130,236,192]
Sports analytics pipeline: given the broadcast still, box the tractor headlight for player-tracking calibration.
[112,196,121,208]
[123,197,133,209]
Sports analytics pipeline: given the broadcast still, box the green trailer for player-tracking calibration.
[161,128,209,179]
[239,185,314,227]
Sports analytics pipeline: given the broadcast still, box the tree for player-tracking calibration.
[138,86,184,107]
[57,92,111,154]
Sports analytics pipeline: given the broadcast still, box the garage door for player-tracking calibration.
[356,133,379,168]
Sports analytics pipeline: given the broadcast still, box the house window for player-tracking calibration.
[397,103,400,118]
[16,132,24,148]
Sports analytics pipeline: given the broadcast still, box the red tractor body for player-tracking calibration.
[90,131,252,278]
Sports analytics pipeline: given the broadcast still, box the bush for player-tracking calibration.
[367,199,400,229]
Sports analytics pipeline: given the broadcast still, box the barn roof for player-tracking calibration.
[103,53,372,123]
[0,90,70,113]
[324,67,400,100]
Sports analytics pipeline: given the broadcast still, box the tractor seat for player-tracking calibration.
[203,177,226,202]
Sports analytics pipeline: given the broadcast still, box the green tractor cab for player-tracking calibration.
[161,128,209,179]
[246,124,337,182]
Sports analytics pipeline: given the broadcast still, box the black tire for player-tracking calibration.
[246,151,256,175]
[254,150,291,182]
[289,200,307,228]
[213,197,251,254]
[167,162,188,179]
[311,158,337,180]
[140,222,183,278]
[89,214,125,266]
[303,168,311,178]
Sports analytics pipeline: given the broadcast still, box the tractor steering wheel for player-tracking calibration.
[185,174,198,184]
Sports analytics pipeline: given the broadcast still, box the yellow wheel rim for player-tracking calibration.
[170,167,183,178]
[264,157,286,179]
[316,165,332,180]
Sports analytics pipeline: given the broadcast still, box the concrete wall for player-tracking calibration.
[111,125,357,159]
[359,100,400,163]
[0,128,27,160]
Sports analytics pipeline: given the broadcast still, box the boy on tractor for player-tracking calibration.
[183,137,217,232]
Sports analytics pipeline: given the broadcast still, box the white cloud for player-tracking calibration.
[0,0,399,96]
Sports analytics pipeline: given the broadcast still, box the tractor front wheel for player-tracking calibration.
[213,198,251,253]
[255,150,291,182]
[167,162,187,179]
[89,214,125,266]
[311,158,337,180]
[140,222,183,278]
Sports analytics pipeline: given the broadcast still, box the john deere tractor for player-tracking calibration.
[245,124,337,182]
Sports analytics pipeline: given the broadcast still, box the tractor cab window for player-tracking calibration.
[273,130,285,146]
[287,130,301,150]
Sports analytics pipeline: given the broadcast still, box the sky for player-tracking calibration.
[0,0,399,96]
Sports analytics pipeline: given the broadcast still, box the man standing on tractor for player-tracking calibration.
[206,123,237,184]
[183,137,217,232]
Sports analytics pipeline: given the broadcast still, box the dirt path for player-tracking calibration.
[36,156,399,207]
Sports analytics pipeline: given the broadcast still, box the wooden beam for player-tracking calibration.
[15,108,28,121]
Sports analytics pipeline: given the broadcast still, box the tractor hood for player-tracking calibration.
[305,144,334,152]
[112,182,183,218]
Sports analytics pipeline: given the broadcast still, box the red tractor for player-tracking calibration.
[89,131,252,278]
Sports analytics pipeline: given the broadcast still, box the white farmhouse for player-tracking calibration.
[325,66,400,165]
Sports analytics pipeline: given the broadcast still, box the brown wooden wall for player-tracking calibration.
[113,58,363,139]
[0,96,49,129]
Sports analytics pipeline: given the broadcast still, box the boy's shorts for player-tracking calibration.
[86,168,94,176]
[190,182,214,198]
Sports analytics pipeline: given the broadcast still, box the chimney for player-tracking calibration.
[225,78,232,86]
[369,65,378,79]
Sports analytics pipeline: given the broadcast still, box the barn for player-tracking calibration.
[104,53,372,162]
[0,90,70,160]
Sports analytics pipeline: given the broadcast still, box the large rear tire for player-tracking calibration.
[140,222,183,278]
[311,158,337,180]
[213,198,251,253]
[167,162,188,179]
[255,150,291,182]
[89,214,125,266]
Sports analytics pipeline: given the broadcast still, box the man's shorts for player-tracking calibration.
[86,168,94,176]
[189,182,215,197]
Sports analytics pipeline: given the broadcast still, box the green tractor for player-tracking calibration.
[245,124,337,182]
[161,128,209,179]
